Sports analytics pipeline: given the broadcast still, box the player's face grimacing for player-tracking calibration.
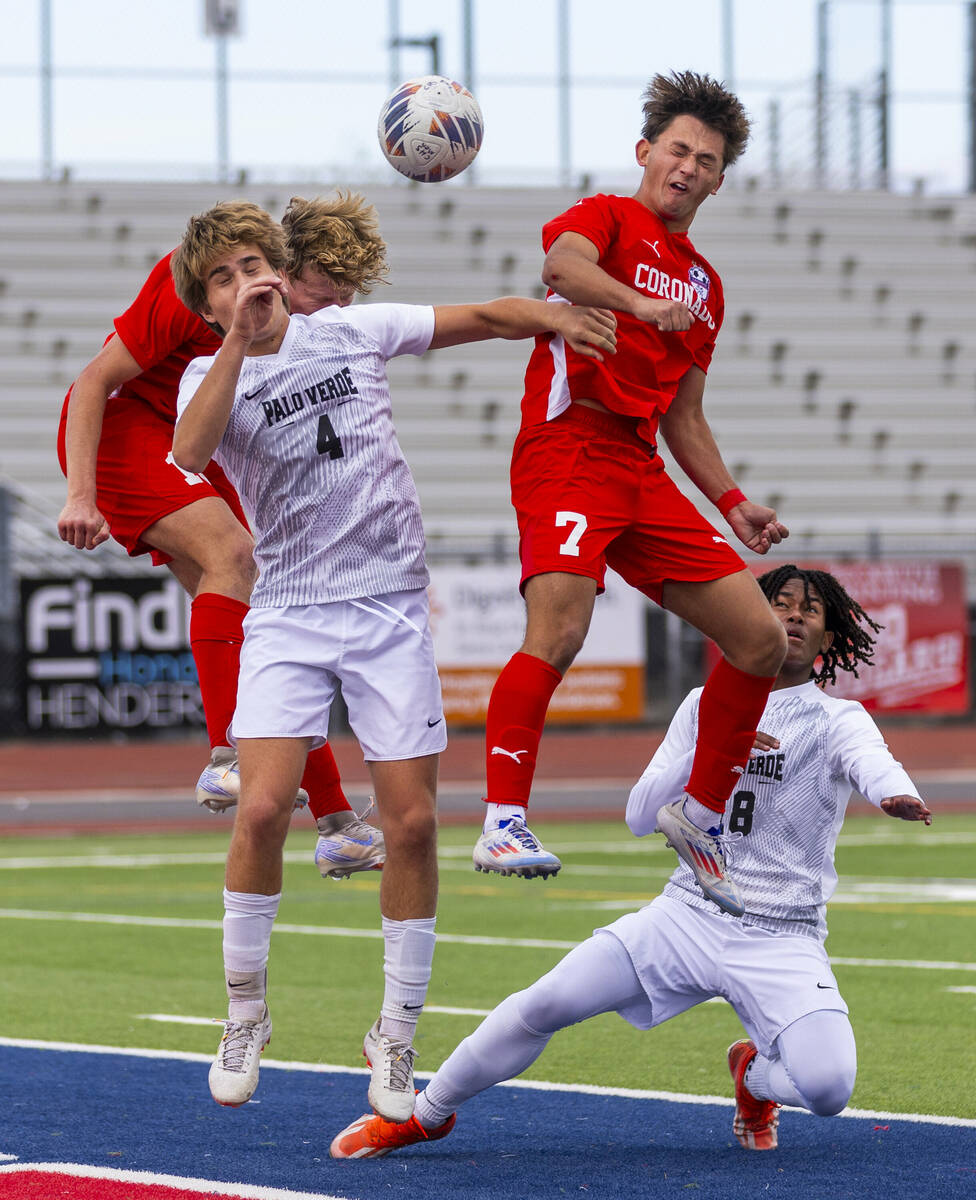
[286,265,355,316]
[635,114,725,231]
[771,578,835,681]
[200,243,287,341]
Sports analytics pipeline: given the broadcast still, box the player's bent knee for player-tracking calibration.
[381,803,437,853]
[797,1067,855,1117]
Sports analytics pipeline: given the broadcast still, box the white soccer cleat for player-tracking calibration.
[196,747,309,813]
[362,1018,417,1123]
[208,1006,272,1107]
[472,817,562,879]
[656,799,744,917]
[314,801,386,880]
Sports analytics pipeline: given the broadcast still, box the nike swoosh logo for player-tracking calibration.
[243,384,268,399]
[427,717,443,727]
[227,981,250,988]
[403,1003,424,1010]
[816,983,835,990]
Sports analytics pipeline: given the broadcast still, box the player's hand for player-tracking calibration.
[230,275,288,342]
[57,498,110,550]
[750,729,780,753]
[726,501,789,555]
[556,306,617,361]
[880,795,933,824]
[636,297,693,332]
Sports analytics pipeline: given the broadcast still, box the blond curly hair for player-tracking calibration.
[282,192,389,296]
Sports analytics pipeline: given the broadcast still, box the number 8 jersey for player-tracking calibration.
[177,304,435,609]
[626,680,922,941]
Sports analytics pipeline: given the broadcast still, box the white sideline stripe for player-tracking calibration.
[138,1005,492,1026]
[0,908,579,950]
[0,1036,973,1129]
[3,908,976,968]
[0,1161,344,1199]
[3,829,973,871]
[946,986,976,994]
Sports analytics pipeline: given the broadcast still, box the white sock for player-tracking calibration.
[483,802,528,833]
[222,888,280,1019]
[682,795,722,831]
[379,915,436,1041]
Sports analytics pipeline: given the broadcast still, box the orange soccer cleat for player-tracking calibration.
[330,1110,457,1159]
[727,1039,780,1150]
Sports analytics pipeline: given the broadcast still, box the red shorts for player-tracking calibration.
[57,391,249,566]
[511,405,744,605]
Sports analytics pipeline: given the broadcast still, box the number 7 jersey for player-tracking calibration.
[177,304,435,608]
[626,680,922,940]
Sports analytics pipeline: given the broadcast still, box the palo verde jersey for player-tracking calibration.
[177,304,435,608]
[626,681,921,940]
[521,193,724,445]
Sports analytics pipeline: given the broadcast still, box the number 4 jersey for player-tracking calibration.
[177,304,435,608]
[626,680,922,940]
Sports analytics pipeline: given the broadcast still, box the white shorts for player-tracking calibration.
[232,588,447,761]
[600,893,848,1059]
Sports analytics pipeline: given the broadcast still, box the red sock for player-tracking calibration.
[303,745,352,821]
[190,593,248,750]
[484,652,563,806]
[685,657,777,813]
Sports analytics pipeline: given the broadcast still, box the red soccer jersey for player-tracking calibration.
[520,193,724,443]
[111,251,221,422]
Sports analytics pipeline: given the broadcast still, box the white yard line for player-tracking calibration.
[0,1035,973,1128]
[1,907,976,970]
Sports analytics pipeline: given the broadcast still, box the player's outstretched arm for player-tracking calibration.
[58,337,143,551]
[429,297,617,359]
[880,795,933,824]
[660,366,788,554]
[543,232,692,331]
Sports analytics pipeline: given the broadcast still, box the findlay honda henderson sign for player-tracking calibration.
[20,576,204,734]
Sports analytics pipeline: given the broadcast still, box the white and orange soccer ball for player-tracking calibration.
[377,75,484,183]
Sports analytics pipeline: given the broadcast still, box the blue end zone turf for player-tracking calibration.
[1,1045,973,1199]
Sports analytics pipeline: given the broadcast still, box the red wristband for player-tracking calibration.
[716,488,747,519]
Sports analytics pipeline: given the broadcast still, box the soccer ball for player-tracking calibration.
[377,75,484,183]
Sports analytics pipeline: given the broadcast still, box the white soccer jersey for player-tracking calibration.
[177,304,435,607]
[626,680,921,940]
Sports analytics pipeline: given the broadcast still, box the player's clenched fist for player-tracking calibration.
[637,296,694,331]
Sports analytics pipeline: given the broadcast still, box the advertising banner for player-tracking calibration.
[815,561,969,714]
[429,565,645,724]
[704,560,970,714]
[20,576,204,734]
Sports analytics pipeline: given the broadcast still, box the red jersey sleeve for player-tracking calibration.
[542,194,619,257]
[113,252,211,372]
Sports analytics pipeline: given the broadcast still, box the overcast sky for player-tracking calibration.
[0,0,969,192]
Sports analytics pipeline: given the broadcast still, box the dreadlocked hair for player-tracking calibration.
[757,564,883,687]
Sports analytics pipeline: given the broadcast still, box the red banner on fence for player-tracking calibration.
[706,560,970,714]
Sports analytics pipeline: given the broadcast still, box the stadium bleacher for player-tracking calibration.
[0,178,973,585]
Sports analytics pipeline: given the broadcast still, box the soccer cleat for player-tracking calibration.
[655,799,744,917]
[362,1018,418,1122]
[472,817,562,879]
[314,801,386,880]
[330,1110,457,1159]
[208,1006,272,1107]
[195,747,309,813]
[728,1039,780,1150]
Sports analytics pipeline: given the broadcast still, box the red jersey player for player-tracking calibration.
[473,71,789,915]
[56,193,389,880]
